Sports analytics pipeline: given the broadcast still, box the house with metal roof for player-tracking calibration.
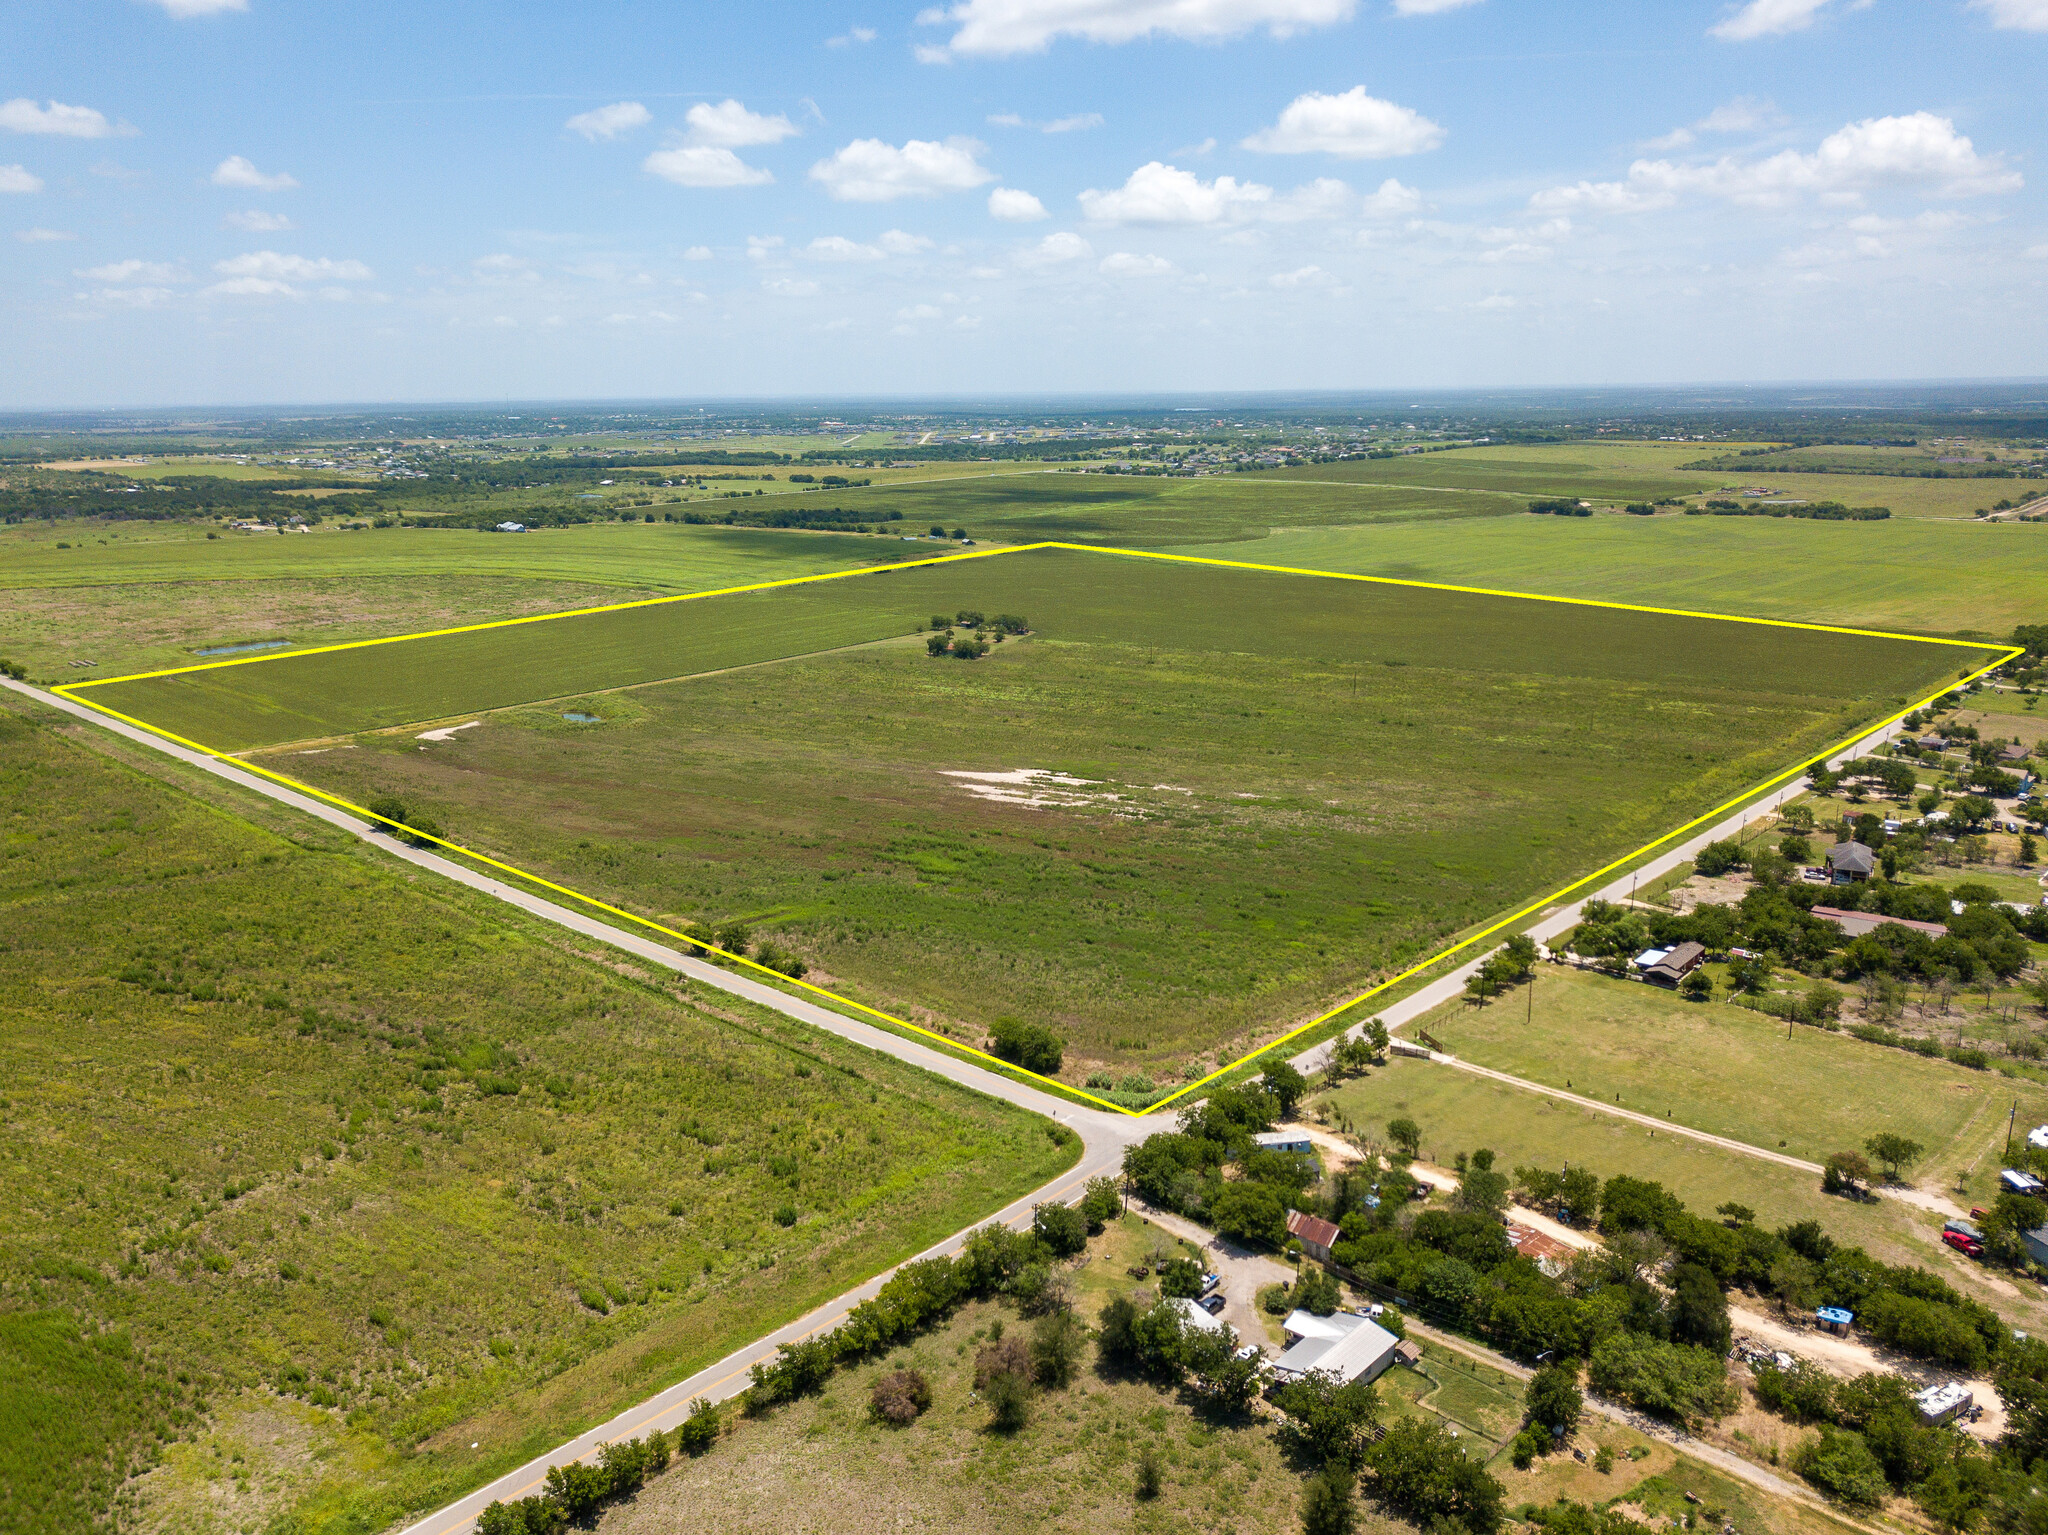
[1824,842,1876,882]
[1270,1310,1401,1386]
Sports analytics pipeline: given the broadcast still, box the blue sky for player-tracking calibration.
[6,0,2048,405]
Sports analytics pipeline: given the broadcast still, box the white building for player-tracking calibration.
[1270,1310,1401,1386]
[1169,1297,1232,1339]
[1914,1382,1973,1426]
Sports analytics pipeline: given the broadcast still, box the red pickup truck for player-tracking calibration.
[1943,1229,1984,1259]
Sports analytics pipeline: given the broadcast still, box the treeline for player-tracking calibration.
[1689,500,1890,520]
[1,476,361,524]
[1685,459,2027,481]
[799,437,1136,463]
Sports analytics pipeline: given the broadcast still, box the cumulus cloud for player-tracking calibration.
[473,253,540,282]
[80,259,184,283]
[205,276,294,297]
[809,137,993,201]
[897,302,944,319]
[1269,263,1322,285]
[686,100,799,147]
[223,208,293,231]
[211,155,297,191]
[828,24,879,44]
[1360,176,1422,215]
[644,145,774,187]
[1100,251,1172,274]
[214,251,371,281]
[0,165,45,194]
[1392,0,1481,11]
[1531,112,2019,213]
[1976,0,2048,26]
[918,0,1355,57]
[1079,162,1272,223]
[142,0,248,14]
[565,101,652,141]
[15,226,74,241]
[1241,86,1443,158]
[0,99,134,138]
[1709,0,1850,40]
[804,232,933,260]
[988,186,1049,221]
[683,245,714,260]
[1646,96,1782,150]
[83,284,176,307]
[1021,230,1092,263]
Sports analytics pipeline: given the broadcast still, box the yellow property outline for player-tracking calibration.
[54,541,2022,1119]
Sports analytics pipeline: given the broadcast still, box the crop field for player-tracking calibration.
[0,697,1072,1535]
[1411,966,2048,1185]
[74,546,1979,1083]
[1312,1058,2048,1330]
[1247,443,1733,503]
[1220,516,2046,639]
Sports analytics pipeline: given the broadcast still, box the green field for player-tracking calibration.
[83,547,1978,1080]
[1412,965,2048,1186]
[0,697,1072,1535]
[1249,442,1732,504]
[1312,1058,2048,1331]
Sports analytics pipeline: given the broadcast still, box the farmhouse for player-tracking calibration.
[1918,735,1950,752]
[1253,1130,1315,1157]
[1286,1208,1341,1264]
[2001,742,2032,764]
[1824,842,1876,882]
[1271,1309,1402,1386]
[1635,941,1706,986]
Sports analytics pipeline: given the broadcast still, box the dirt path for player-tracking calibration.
[1728,1305,2006,1440]
[1126,1199,1293,1345]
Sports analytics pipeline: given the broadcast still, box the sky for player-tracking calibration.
[6,0,2048,406]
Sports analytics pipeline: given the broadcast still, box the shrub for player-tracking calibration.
[1587,1333,1734,1427]
[984,1366,1032,1431]
[1135,1444,1163,1499]
[1794,1426,1889,1507]
[869,1368,933,1425]
[674,1397,721,1453]
[987,1017,1063,1074]
[1301,1467,1358,1534]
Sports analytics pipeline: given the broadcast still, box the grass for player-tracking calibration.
[1312,1057,2048,1333]
[1248,442,1732,504]
[102,547,1973,1078]
[1209,515,2047,639]
[0,696,1073,1535]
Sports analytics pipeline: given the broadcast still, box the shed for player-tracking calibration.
[1817,1307,1853,1335]
[1253,1131,1315,1158]
[1286,1209,1341,1264]
[1392,1339,1423,1368]
[1914,1382,1974,1426]
[1643,941,1707,986]
[1825,842,1876,882]
[1918,735,1950,752]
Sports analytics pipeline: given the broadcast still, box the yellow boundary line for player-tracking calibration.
[53,542,2021,1119]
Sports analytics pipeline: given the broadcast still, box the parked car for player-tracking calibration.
[1943,1230,1984,1259]
[1233,1343,1264,1362]
[1198,1293,1227,1315]
[1946,1219,1984,1240]
[1200,1272,1220,1294]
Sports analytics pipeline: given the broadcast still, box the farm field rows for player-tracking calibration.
[0,696,1072,1535]
[87,546,1979,1082]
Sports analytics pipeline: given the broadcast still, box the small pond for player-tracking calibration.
[562,712,601,723]
[193,639,290,657]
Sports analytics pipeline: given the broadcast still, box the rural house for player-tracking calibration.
[1253,1130,1315,1158]
[2002,742,2032,763]
[1286,1209,1341,1264]
[1271,1310,1402,1387]
[1636,941,1706,985]
[1825,842,1876,882]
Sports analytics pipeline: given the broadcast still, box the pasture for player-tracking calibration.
[90,546,1979,1079]
[0,698,1070,1535]
[1247,441,1732,504]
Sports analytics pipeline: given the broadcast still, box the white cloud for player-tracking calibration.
[1473,293,1515,309]
[806,234,886,260]
[990,111,1103,133]
[809,137,993,201]
[0,99,134,139]
[14,226,73,241]
[1479,242,1548,263]
[223,208,293,231]
[897,302,943,319]
[565,101,652,141]
[1392,0,1481,11]
[205,276,295,297]
[1021,230,1092,263]
[1264,176,1352,221]
[214,250,371,281]
[1360,176,1422,216]
[644,146,773,187]
[473,253,540,282]
[87,285,176,307]
[1100,251,1172,275]
[879,228,933,253]
[747,235,786,260]
[918,0,1355,57]
[1269,263,1322,285]
[1709,0,1845,40]
[80,259,184,283]
[827,24,879,45]
[1079,162,1271,224]
[0,165,45,194]
[1976,0,2048,26]
[143,0,248,14]
[764,277,821,296]
[211,155,298,191]
[683,245,714,260]
[1646,96,1781,150]
[2028,242,2048,259]
[988,186,1049,221]
[685,100,799,148]
[1241,86,1444,158]
[1532,112,2019,214]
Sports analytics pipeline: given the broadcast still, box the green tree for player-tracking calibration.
[1863,1133,1925,1182]
[1680,969,1713,1001]
[542,1460,609,1520]
[1668,1263,1731,1353]
[1262,1059,1308,1118]
[1078,1175,1122,1232]
[1388,1117,1423,1157]
[1823,1150,1873,1197]
[1030,1311,1085,1388]
[1097,1295,1141,1362]
[1300,1468,1358,1535]
[1587,1333,1734,1428]
[987,1017,1063,1074]
[984,1367,1031,1431]
[1793,1426,1889,1508]
[1274,1369,1382,1469]
[1525,1362,1583,1440]
[1292,1264,1342,1316]
[1212,1181,1288,1248]
[1363,1417,1505,1533]
[1032,1200,1088,1256]
[673,1396,721,1453]
[1694,839,1748,876]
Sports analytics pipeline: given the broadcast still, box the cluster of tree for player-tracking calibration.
[364,792,445,849]
[932,610,1028,634]
[1464,935,1538,1004]
[1689,501,1891,519]
[987,1016,1063,1074]
[475,1408,720,1533]
[2,474,357,524]
[1527,498,1592,515]
[785,473,870,486]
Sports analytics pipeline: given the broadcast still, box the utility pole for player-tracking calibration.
[1527,967,1534,1025]
[2008,1099,2018,1162]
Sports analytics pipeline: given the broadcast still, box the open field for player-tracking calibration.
[1312,1058,2048,1331]
[1411,965,2048,1188]
[89,547,1979,1080]
[0,695,1071,1535]
[1218,516,2047,639]
[1249,442,1734,503]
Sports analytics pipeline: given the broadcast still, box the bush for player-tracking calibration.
[869,1368,932,1425]
[1363,1417,1505,1533]
[1301,1467,1358,1534]
[984,1366,1032,1431]
[673,1396,721,1453]
[1135,1444,1163,1499]
[987,1017,1063,1074]
[1794,1426,1889,1507]
[1587,1333,1734,1428]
